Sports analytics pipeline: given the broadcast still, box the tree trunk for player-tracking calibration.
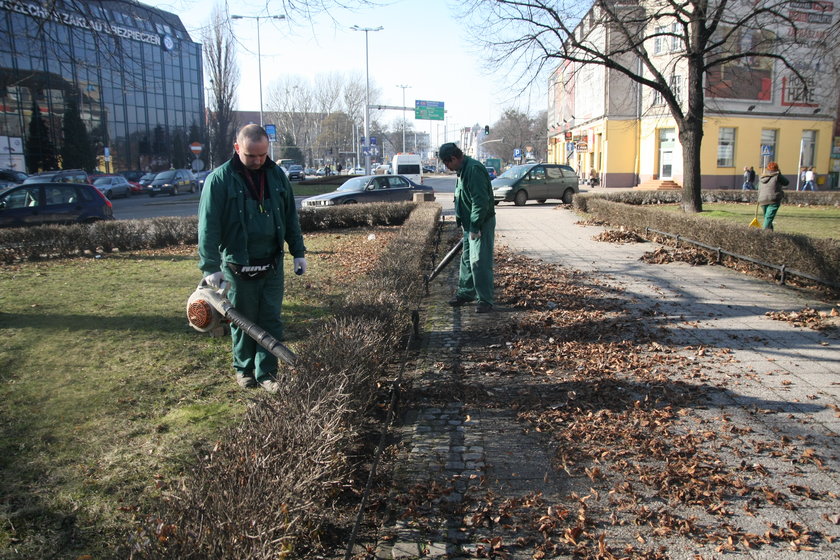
[679,54,706,214]
[679,123,703,213]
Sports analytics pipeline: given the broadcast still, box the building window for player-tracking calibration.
[800,130,817,167]
[652,89,664,106]
[670,23,681,51]
[654,23,680,54]
[670,74,682,105]
[760,129,777,167]
[654,25,667,54]
[717,127,736,167]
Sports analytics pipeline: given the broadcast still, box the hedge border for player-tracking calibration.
[573,191,840,284]
[129,202,442,559]
[0,202,419,264]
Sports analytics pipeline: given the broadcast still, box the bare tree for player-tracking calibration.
[314,73,343,115]
[466,0,837,212]
[267,76,319,165]
[485,108,546,163]
[203,5,239,167]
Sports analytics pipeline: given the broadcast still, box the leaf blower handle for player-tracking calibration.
[202,270,227,292]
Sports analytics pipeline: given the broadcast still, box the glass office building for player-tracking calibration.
[0,0,203,172]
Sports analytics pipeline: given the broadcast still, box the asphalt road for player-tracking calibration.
[112,176,457,220]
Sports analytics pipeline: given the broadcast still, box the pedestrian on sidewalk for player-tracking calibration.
[758,161,788,230]
[803,167,816,191]
[440,142,496,313]
[742,165,756,190]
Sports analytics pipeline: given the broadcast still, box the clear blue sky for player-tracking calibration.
[143,0,547,140]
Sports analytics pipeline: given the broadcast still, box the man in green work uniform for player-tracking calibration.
[439,142,495,313]
[198,124,307,392]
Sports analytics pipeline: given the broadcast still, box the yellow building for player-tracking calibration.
[547,3,837,189]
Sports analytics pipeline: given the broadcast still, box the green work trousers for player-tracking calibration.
[224,265,284,383]
[761,203,780,230]
[226,197,284,382]
[456,215,495,305]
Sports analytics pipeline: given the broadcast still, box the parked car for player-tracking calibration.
[119,170,145,183]
[485,166,497,180]
[350,166,365,175]
[0,169,28,191]
[0,181,113,227]
[93,175,133,199]
[422,165,436,174]
[149,169,197,196]
[286,165,306,181]
[304,167,317,176]
[193,170,212,191]
[137,172,156,193]
[374,163,391,175]
[300,174,434,207]
[23,169,90,185]
[492,163,579,205]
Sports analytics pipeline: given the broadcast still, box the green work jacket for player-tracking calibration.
[454,155,495,234]
[197,156,306,275]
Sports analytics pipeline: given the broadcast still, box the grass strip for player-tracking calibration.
[0,227,397,559]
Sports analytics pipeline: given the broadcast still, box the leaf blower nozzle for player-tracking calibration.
[186,279,297,366]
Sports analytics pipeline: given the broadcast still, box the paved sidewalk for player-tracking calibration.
[373,203,839,559]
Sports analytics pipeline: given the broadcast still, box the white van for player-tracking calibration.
[391,153,423,184]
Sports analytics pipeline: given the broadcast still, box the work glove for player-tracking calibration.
[204,270,226,289]
[469,231,481,241]
[293,257,307,276]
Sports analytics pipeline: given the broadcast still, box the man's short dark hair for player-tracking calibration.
[237,124,269,145]
[438,142,463,162]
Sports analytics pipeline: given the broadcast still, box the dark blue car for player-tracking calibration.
[0,182,113,227]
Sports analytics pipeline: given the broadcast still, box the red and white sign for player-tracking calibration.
[189,142,203,155]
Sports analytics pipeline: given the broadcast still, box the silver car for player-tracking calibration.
[93,176,133,199]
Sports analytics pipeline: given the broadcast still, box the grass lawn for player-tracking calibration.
[660,202,840,239]
[0,227,397,559]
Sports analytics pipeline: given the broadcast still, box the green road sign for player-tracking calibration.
[415,100,445,121]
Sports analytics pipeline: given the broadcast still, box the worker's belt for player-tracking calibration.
[227,254,278,280]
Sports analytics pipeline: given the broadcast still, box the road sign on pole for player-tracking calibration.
[265,124,277,142]
[415,100,445,121]
[189,142,203,155]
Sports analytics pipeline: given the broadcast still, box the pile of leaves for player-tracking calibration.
[593,229,646,244]
[640,246,712,266]
[384,249,838,559]
[765,306,840,331]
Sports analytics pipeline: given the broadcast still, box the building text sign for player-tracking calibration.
[0,0,163,46]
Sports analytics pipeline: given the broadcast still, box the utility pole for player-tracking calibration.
[396,84,411,152]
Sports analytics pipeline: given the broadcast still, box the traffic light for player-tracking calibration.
[484,125,490,135]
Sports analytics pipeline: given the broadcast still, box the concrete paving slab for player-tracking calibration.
[370,201,838,559]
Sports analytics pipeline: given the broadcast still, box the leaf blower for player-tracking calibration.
[186,279,297,366]
[425,238,463,284]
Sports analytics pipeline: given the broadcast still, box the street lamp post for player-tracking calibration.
[231,14,286,130]
[396,84,410,152]
[350,25,383,175]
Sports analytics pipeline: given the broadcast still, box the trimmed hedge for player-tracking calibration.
[574,189,840,210]
[130,203,441,559]
[574,191,840,283]
[0,202,417,264]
